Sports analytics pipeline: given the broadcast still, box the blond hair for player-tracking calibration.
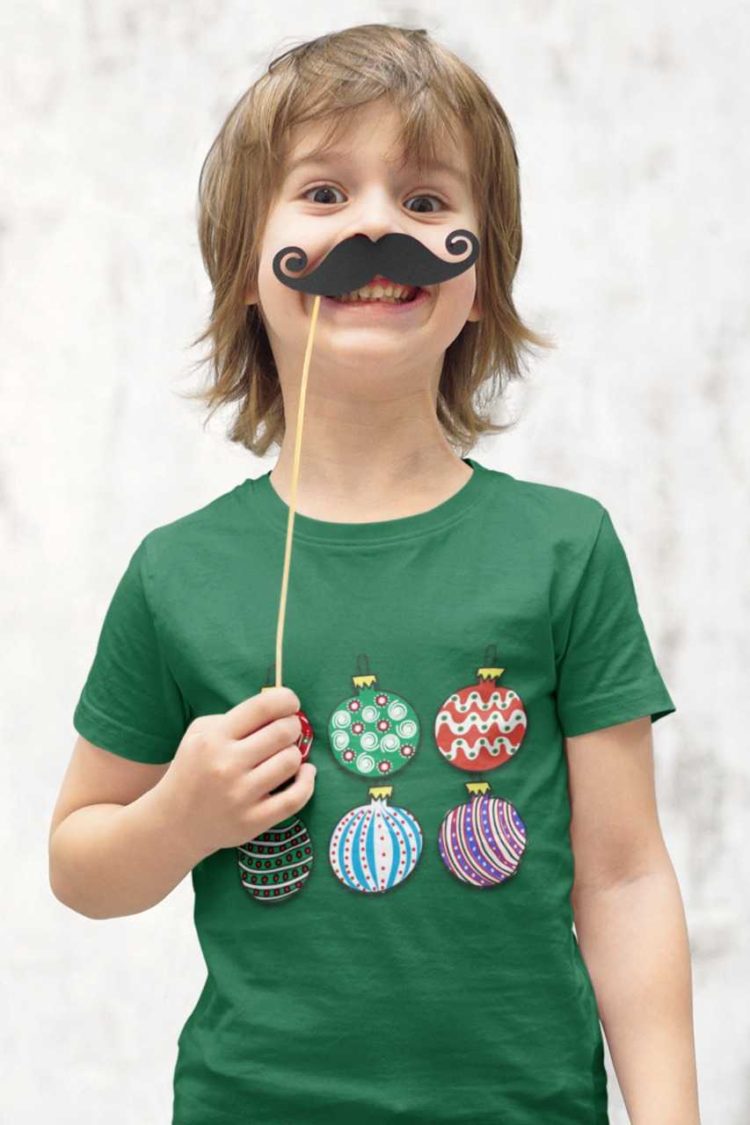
[180,23,555,456]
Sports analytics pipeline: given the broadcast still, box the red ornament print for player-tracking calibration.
[434,644,527,772]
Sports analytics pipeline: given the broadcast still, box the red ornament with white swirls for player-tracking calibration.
[434,644,527,772]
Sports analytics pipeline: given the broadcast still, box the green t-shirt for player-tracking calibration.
[72,456,676,1125]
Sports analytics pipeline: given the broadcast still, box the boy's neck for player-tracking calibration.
[268,444,473,523]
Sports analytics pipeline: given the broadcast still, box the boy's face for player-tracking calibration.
[245,98,481,390]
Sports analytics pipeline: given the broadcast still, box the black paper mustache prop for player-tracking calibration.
[269,226,480,689]
[272,228,480,296]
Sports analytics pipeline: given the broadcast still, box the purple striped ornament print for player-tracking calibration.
[438,782,527,887]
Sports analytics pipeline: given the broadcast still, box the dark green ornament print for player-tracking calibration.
[237,814,314,903]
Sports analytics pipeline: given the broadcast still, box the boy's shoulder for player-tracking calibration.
[478,464,613,591]
[139,477,251,565]
[479,461,606,542]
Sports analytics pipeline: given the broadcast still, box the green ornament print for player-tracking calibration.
[328,653,420,778]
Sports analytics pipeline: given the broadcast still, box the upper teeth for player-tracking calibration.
[336,282,416,301]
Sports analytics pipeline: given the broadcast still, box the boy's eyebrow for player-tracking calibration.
[284,148,468,185]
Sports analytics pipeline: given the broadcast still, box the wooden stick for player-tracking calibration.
[275,293,322,687]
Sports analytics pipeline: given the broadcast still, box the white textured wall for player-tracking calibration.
[5,3,747,1121]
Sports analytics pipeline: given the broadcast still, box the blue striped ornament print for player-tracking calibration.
[329,790,423,893]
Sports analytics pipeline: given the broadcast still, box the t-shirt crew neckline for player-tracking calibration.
[246,456,492,544]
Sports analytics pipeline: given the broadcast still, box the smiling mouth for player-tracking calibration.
[331,290,421,304]
[320,286,431,312]
[327,276,430,305]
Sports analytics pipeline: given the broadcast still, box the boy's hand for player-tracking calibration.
[160,686,316,860]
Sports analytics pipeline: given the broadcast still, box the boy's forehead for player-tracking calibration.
[282,123,471,181]
[282,102,472,178]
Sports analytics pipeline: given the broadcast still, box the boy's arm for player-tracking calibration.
[48,735,206,919]
[566,716,701,1125]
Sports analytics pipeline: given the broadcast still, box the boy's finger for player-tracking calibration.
[260,760,317,823]
[222,686,301,741]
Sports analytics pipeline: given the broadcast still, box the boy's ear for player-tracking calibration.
[466,290,482,322]
[464,265,482,322]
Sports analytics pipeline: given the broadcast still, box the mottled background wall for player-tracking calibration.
[5,2,747,1122]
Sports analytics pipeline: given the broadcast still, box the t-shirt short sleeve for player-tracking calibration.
[72,536,191,763]
[554,505,676,738]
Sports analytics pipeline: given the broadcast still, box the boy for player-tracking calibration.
[50,24,700,1124]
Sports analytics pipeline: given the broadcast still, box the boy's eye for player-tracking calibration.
[304,184,345,205]
[405,194,445,214]
[302,184,446,212]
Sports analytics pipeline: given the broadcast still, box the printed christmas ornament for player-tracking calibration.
[237,815,314,903]
[434,644,527,772]
[329,785,423,894]
[438,780,527,888]
[236,666,315,904]
[328,653,420,778]
[296,708,314,761]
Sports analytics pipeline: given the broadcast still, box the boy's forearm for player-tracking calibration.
[572,859,701,1124]
[49,778,208,919]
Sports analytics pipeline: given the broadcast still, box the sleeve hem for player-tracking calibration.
[558,691,676,739]
[73,694,177,764]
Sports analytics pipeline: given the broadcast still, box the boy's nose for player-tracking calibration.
[345,217,401,243]
[339,187,408,244]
